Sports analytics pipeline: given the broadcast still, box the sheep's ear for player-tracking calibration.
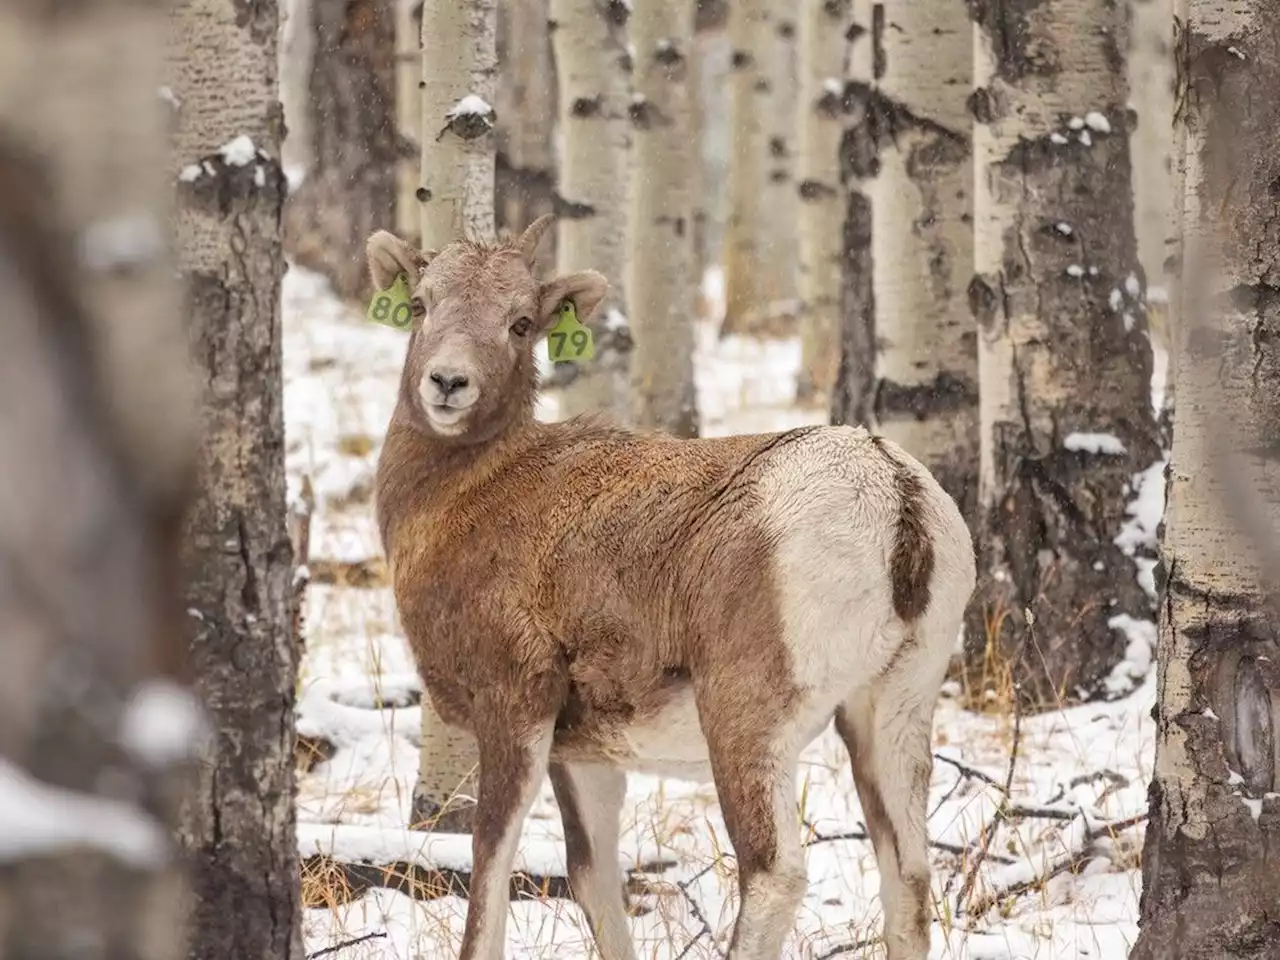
[366,230,433,291]
[537,270,610,331]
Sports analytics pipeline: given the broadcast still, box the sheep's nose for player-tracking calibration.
[429,370,469,397]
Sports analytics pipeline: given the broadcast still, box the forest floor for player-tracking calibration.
[284,262,1165,960]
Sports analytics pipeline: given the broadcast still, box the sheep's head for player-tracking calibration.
[365,215,608,444]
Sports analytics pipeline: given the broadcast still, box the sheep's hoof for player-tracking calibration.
[409,789,475,833]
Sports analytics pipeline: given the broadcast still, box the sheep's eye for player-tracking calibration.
[410,297,426,316]
[511,317,533,337]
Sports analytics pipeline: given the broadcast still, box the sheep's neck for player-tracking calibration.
[375,400,538,551]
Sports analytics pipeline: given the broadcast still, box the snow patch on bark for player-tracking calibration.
[446,95,494,119]
[1064,432,1127,455]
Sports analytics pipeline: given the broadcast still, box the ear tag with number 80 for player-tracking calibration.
[366,273,414,330]
[545,300,595,363]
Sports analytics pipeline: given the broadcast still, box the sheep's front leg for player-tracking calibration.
[458,714,554,960]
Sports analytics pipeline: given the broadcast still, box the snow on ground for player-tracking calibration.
[284,261,1163,959]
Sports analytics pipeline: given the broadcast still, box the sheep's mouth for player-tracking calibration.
[426,404,469,427]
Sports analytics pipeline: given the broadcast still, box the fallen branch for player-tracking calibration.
[306,932,388,959]
[301,854,677,906]
[964,812,1148,918]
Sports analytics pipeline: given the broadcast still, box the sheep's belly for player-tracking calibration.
[618,687,714,782]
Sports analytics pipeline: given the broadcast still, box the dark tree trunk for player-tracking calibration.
[1132,6,1280,957]
[0,4,200,957]
[964,0,1162,709]
[170,1,303,958]
[284,0,398,302]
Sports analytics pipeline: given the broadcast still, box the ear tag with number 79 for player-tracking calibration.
[366,273,414,330]
[545,299,595,362]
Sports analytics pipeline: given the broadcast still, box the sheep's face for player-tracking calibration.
[366,216,608,443]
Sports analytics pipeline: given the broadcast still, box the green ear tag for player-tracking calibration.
[366,273,414,330]
[545,300,595,362]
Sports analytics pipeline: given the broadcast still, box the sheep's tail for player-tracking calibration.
[872,436,935,622]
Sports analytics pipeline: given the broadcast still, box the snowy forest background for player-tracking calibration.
[3,1,1278,959]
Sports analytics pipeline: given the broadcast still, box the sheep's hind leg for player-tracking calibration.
[699,703,807,958]
[549,761,637,960]
[457,715,554,960]
[835,686,936,960]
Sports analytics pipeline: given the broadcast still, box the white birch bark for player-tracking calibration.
[796,0,852,407]
[967,0,1162,705]
[627,0,698,436]
[419,0,497,246]
[551,0,633,423]
[870,0,977,523]
[1133,4,1280,954]
[411,0,498,831]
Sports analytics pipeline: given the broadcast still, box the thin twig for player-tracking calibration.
[955,639,1027,915]
[306,932,388,959]
[672,856,728,960]
[932,752,1009,794]
[814,934,880,959]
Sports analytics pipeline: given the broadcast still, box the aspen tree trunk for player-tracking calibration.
[721,0,793,337]
[796,0,852,407]
[495,0,556,240]
[168,2,303,956]
[419,0,497,245]
[1130,0,1174,333]
[628,0,699,437]
[411,0,498,833]
[551,0,632,423]
[762,11,798,318]
[868,1,977,524]
[283,0,397,302]
[1130,0,1177,440]
[0,3,199,954]
[1132,6,1280,956]
[691,4,731,303]
[967,0,1162,707]
[830,0,876,430]
[280,0,315,173]
[396,0,423,241]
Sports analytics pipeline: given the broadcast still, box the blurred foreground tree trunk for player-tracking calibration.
[410,0,498,833]
[0,2,200,954]
[551,0,632,423]
[168,1,303,957]
[965,0,1161,708]
[283,0,398,301]
[628,0,699,436]
[866,0,978,525]
[1132,5,1280,956]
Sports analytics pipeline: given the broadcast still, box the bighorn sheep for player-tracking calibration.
[369,215,976,960]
